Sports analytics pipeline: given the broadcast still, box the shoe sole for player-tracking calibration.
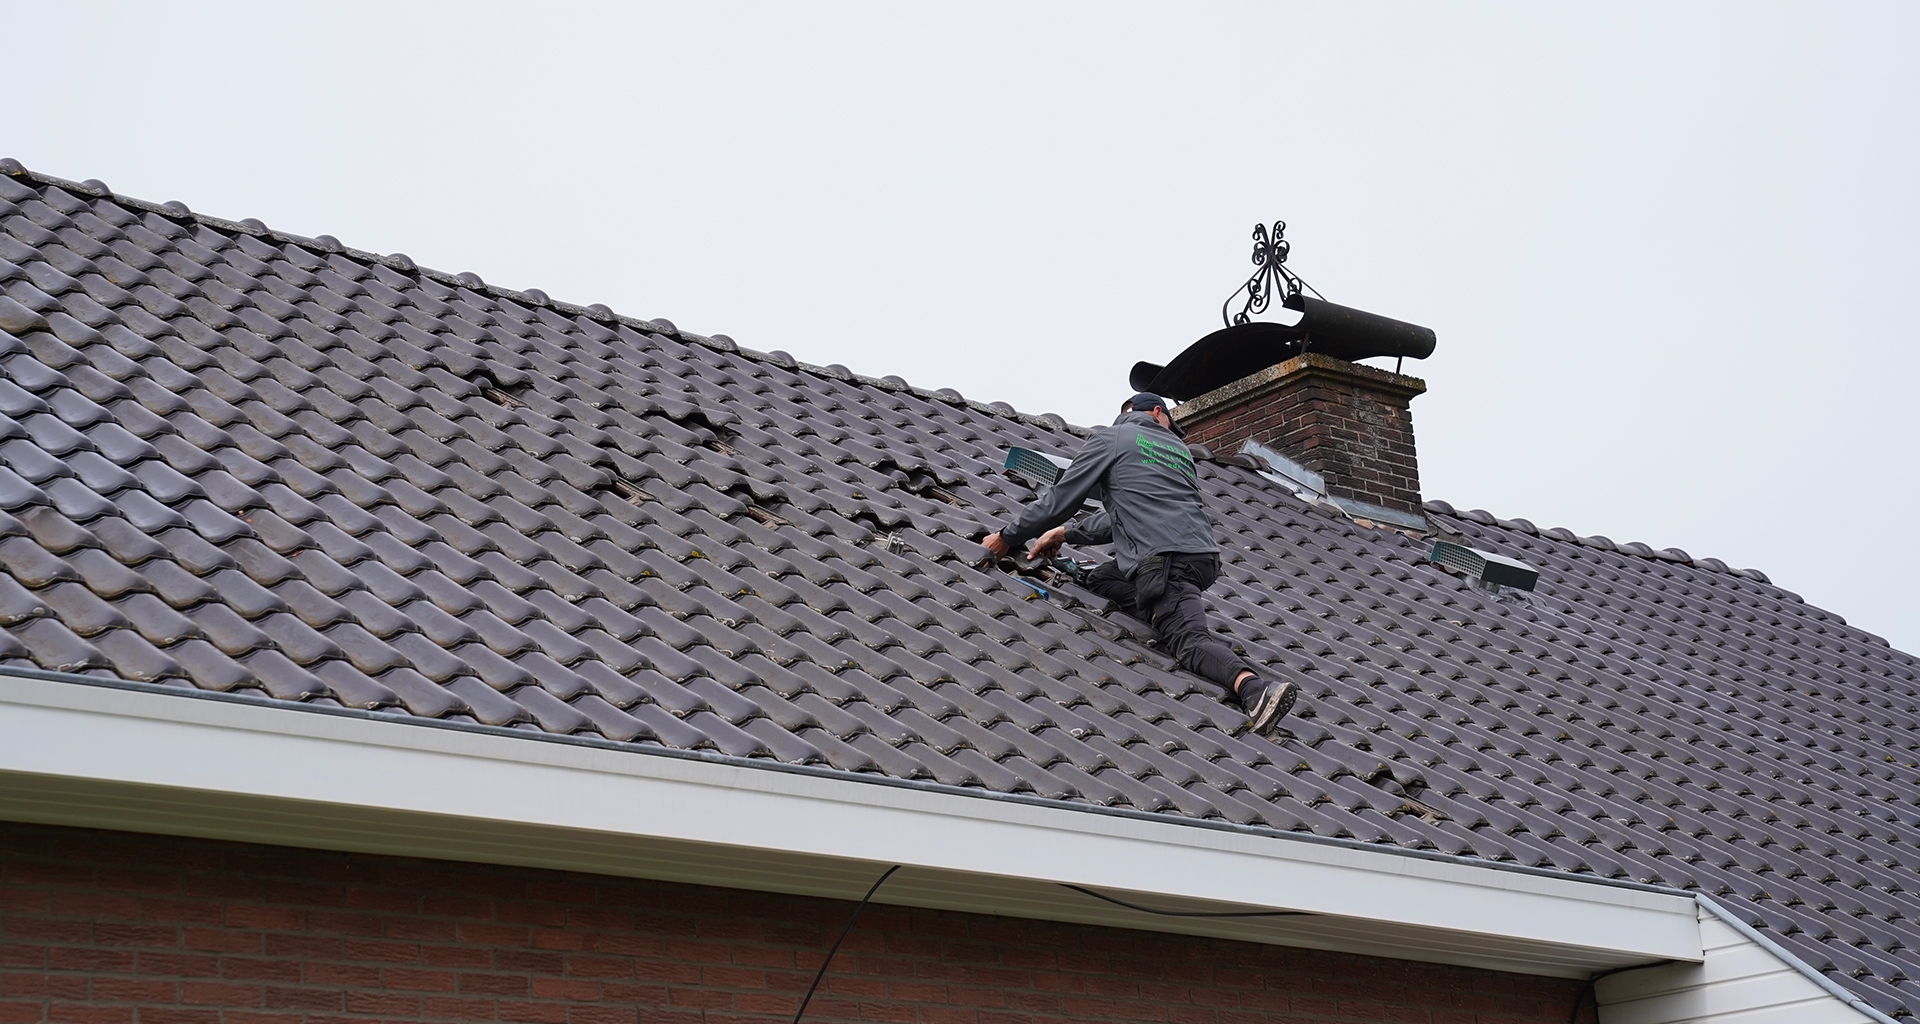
[1246,682,1298,737]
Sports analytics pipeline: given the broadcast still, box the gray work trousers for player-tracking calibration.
[1082,553,1252,690]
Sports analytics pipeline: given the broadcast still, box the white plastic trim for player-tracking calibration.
[1595,898,1893,1023]
[0,673,1700,977]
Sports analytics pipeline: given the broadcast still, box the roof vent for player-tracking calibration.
[1004,447,1069,489]
[1429,540,1539,592]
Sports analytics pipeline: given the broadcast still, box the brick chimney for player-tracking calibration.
[1173,352,1427,514]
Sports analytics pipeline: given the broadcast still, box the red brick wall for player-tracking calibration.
[0,822,1594,1024]
[1179,357,1424,515]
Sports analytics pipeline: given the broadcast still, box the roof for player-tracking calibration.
[1,163,1918,1016]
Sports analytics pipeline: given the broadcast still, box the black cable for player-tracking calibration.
[1568,983,1592,1024]
[1059,883,1313,918]
[1569,964,1645,1024]
[792,865,901,1024]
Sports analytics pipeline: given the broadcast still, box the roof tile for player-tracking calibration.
[3,169,1918,1014]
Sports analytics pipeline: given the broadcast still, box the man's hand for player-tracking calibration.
[1026,526,1067,561]
[980,531,1012,561]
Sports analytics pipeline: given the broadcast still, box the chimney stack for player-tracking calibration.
[1174,353,1427,514]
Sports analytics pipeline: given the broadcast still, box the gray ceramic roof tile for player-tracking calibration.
[4,166,1920,1016]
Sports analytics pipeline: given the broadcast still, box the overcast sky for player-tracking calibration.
[11,3,1918,653]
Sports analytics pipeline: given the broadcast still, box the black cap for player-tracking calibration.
[1122,392,1185,437]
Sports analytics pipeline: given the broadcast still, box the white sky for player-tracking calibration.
[11,3,1919,653]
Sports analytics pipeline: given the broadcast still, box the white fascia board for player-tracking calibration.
[0,675,1700,976]
[1597,904,1886,1024]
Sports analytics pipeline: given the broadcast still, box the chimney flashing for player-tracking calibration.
[1237,438,1325,495]
[1326,495,1430,532]
[1237,438,1430,532]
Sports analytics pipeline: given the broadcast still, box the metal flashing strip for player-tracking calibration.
[0,667,1698,978]
[1326,495,1430,532]
[1237,439,1325,495]
[1234,440,1429,531]
[1691,896,1901,1024]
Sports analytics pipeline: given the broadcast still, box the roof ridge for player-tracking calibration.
[1417,496,1870,620]
[0,157,1834,598]
[1424,499,1918,653]
[1421,497,1751,572]
[0,157,1856,607]
[0,158,1088,440]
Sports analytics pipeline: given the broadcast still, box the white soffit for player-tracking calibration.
[0,675,1700,977]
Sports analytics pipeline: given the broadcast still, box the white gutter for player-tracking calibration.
[0,671,1699,978]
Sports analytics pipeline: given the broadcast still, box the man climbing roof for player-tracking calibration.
[982,392,1298,736]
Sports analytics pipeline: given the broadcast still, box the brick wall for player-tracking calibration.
[0,822,1594,1024]
[1175,355,1426,515]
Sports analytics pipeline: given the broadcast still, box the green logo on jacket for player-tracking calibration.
[1136,435,1195,479]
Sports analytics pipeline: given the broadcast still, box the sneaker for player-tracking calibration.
[1236,676,1297,737]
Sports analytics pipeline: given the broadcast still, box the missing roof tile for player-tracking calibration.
[591,475,653,506]
[717,482,789,527]
[663,404,737,446]
[481,385,523,408]
[609,479,652,504]
[470,367,532,409]
[897,469,965,506]
[840,509,891,538]
[741,502,790,528]
[1366,768,1447,823]
[628,402,739,452]
[867,458,967,507]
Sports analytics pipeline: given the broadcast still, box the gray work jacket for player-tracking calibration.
[999,412,1217,575]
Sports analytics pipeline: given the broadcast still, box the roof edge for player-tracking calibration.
[0,667,1702,977]
[0,158,1086,439]
[1692,895,1902,1024]
[0,663,1699,904]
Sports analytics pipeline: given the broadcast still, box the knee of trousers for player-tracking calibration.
[1158,620,1219,660]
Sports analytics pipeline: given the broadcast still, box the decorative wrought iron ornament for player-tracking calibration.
[1220,221,1321,328]
[1130,220,1438,402]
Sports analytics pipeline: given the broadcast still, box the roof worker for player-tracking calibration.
[982,393,1298,736]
